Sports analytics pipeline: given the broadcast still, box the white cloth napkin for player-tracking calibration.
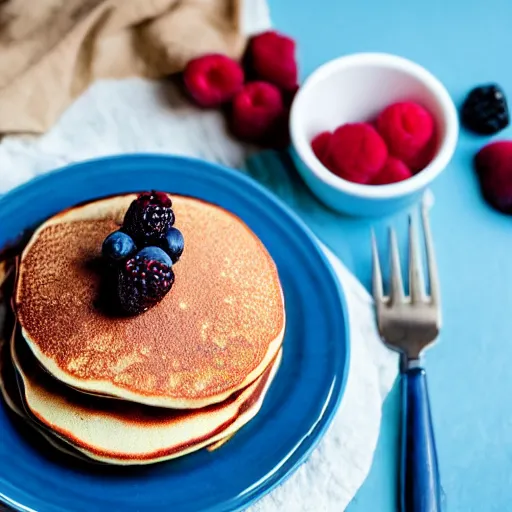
[0,2,399,510]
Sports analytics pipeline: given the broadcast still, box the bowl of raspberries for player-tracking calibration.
[289,52,459,216]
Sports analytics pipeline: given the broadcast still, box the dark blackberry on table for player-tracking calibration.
[461,84,509,135]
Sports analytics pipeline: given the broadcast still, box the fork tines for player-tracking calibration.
[372,205,440,307]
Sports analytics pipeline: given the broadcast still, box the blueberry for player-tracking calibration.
[136,246,172,267]
[160,227,184,263]
[102,231,137,261]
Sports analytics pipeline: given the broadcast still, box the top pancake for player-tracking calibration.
[15,194,285,408]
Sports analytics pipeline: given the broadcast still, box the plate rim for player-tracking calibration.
[0,153,351,512]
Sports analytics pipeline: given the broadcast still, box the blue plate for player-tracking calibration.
[0,155,349,512]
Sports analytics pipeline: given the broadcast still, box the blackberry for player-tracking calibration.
[117,253,174,315]
[461,84,509,135]
[123,191,175,244]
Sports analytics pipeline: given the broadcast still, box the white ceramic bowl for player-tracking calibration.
[289,53,459,216]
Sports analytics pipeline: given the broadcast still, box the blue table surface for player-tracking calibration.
[263,1,512,510]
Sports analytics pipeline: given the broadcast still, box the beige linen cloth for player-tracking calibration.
[0,0,246,134]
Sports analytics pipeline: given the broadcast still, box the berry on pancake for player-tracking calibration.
[123,191,175,245]
[136,246,172,267]
[159,227,185,263]
[118,250,175,315]
[102,231,137,262]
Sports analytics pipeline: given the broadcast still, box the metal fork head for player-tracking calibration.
[372,205,441,361]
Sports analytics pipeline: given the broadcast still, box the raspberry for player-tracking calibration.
[376,102,435,168]
[326,123,388,184]
[261,85,299,149]
[247,31,298,91]
[462,84,509,135]
[283,84,299,109]
[474,141,512,214]
[311,131,332,168]
[117,253,175,315]
[231,81,284,142]
[261,110,290,149]
[407,134,437,173]
[184,54,244,108]
[372,157,412,185]
[123,191,175,245]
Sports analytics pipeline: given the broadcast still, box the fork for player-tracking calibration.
[371,205,441,512]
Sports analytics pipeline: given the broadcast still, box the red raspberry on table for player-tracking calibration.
[311,131,332,168]
[183,54,244,108]
[376,102,435,169]
[372,157,412,185]
[326,123,388,184]
[231,81,284,142]
[474,141,512,214]
[247,31,298,91]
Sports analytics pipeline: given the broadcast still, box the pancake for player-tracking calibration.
[0,258,15,344]
[0,338,95,463]
[0,267,239,465]
[0,261,93,463]
[11,326,281,465]
[0,338,247,464]
[206,432,235,452]
[15,194,285,409]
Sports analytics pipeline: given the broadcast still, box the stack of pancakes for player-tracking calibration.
[0,195,285,465]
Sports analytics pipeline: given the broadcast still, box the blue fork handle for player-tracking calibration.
[401,366,441,512]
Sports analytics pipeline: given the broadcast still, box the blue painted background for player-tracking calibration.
[263,1,512,510]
